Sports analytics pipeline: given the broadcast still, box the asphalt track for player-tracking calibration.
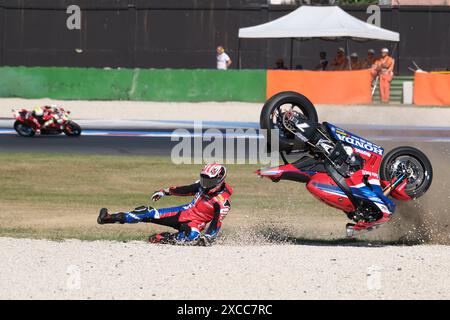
[0,130,180,156]
[1,123,450,156]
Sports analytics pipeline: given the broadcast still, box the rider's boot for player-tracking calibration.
[97,208,126,224]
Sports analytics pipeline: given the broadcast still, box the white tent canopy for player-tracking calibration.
[238,6,400,42]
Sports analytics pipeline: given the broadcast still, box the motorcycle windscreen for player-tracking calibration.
[325,123,384,157]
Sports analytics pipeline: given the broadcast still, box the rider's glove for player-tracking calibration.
[151,188,170,202]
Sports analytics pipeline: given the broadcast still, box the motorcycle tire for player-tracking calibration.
[380,146,433,199]
[63,121,82,137]
[260,91,319,153]
[14,120,35,137]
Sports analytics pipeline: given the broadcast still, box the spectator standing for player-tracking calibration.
[216,46,232,70]
[374,48,395,103]
[330,47,346,70]
[314,51,328,70]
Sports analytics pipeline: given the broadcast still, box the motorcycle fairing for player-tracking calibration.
[326,123,384,158]
[349,171,396,213]
[258,122,397,214]
[256,164,317,183]
[307,173,395,215]
[320,123,394,211]
[327,123,409,204]
[258,162,396,214]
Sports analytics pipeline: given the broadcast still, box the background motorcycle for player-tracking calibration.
[257,91,433,235]
[12,108,82,137]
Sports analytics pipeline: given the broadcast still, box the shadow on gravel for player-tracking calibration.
[279,236,422,248]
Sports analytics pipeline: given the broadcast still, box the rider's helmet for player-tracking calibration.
[199,163,227,194]
[33,107,44,117]
[49,104,59,111]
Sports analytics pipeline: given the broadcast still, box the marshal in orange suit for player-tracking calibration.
[373,48,395,103]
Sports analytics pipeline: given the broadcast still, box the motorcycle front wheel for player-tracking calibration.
[380,146,433,199]
[63,121,82,137]
[14,120,35,137]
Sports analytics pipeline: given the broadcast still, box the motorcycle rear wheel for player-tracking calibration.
[14,120,35,137]
[380,146,433,199]
[260,91,318,154]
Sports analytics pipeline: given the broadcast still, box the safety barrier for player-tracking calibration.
[2,66,448,106]
[0,67,266,102]
[0,67,134,100]
[413,72,450,106]
[266,69,373,105]
[130,69,266,102]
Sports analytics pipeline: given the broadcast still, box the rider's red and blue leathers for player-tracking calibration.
[121,182,232,243]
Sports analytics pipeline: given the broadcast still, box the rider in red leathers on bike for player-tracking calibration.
[30,105,63,132]
[97,163,232,246]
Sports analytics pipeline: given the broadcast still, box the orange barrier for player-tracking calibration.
[266,69,373,104]
[413,72,450,106]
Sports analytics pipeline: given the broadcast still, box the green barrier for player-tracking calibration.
[131,69,266,102]
[0,67,266,102]
[0,67,134,100]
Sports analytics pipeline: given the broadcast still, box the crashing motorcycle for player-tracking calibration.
[256,91,433,237]
[12,107,82,137]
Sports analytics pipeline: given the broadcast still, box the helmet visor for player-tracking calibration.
[200,174,222,190]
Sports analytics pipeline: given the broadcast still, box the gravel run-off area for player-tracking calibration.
[1,237,449,300]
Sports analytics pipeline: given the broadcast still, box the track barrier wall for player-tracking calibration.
[1,66,449,106]
[266,69,373,105]
[413,72,450,106]
[0,67,266,102]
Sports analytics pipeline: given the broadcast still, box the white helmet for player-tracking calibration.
[199,163,227,194]
[33,107,44,116]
